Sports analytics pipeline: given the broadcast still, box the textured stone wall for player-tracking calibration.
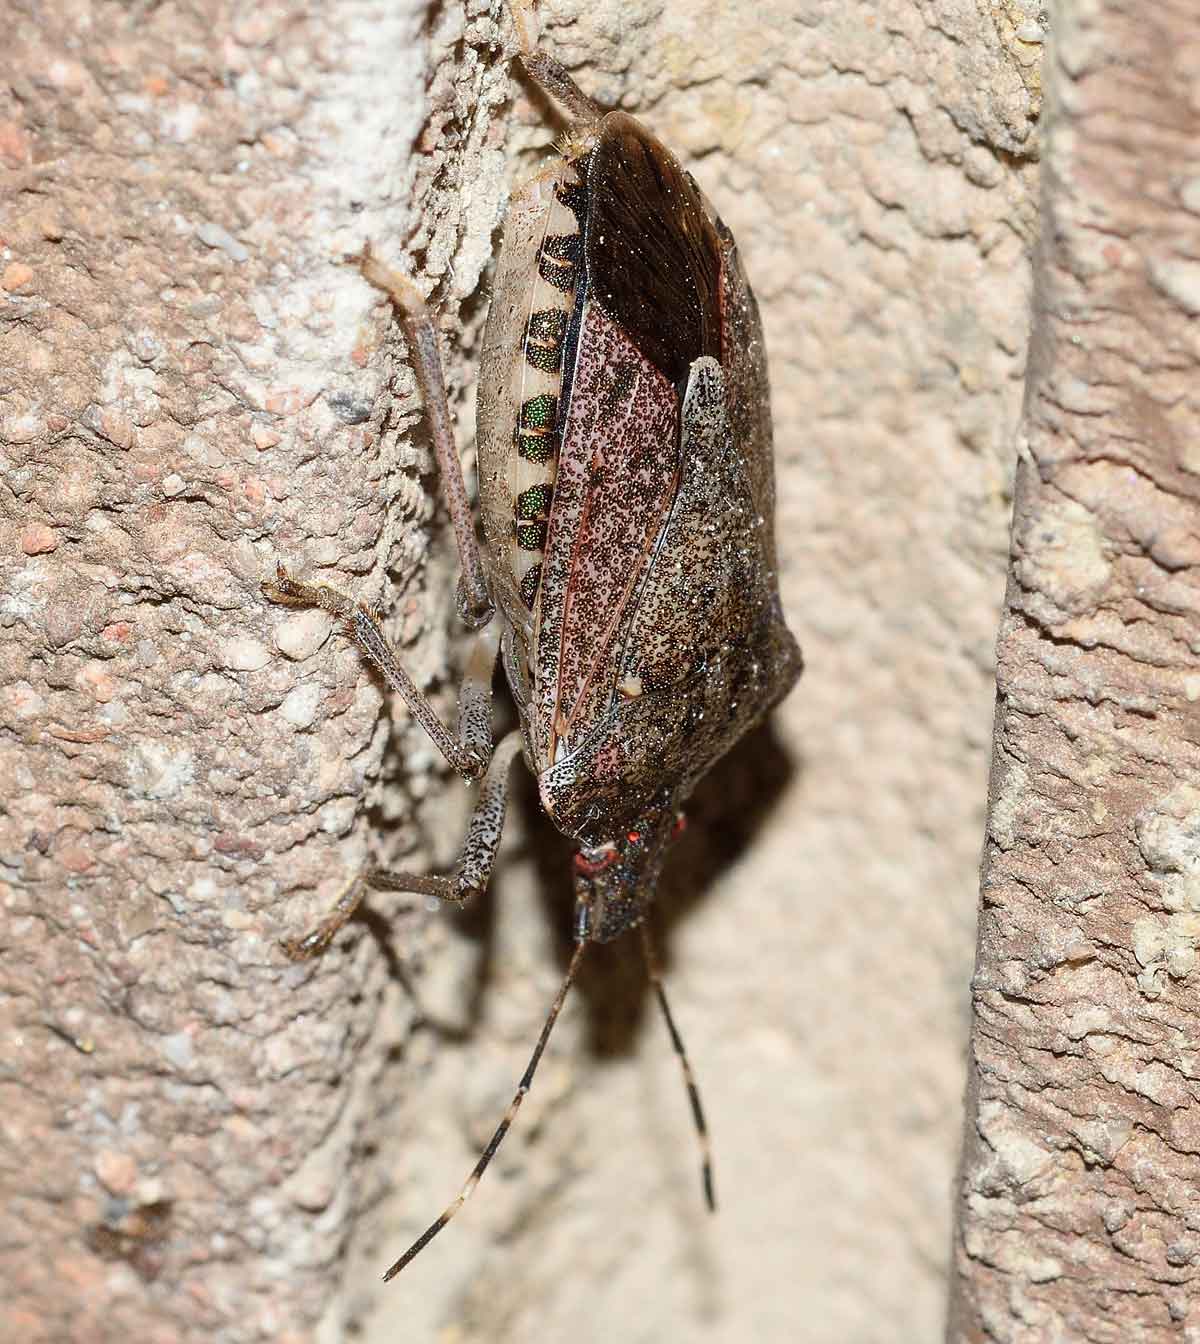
[950,2,1200,1338]
[0,2,1042,1340]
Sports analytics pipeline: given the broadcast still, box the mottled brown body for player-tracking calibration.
[480,107,800,939]
[263,2,800,1280]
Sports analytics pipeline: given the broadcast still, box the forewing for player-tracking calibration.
[539,360,801,841]
[532,114,725,770]
[534,303,678,767]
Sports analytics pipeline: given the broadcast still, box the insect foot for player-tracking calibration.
[262,0,802,1283]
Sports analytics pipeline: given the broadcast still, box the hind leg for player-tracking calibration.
[281,731,523,960]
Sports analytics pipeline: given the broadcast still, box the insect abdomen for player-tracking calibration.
[476,154,594,655]
[506,164,588,612]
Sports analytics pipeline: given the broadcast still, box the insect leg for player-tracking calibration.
[639,921,716,1213]
[279,869,373,962]
[509,0,605,125]
[368,729,523,909]
[263,570,499,780]
[382,936,588,1281]
[280,732,523,961]
[357,247,493,627]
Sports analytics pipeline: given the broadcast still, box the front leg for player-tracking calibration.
[282,732,524,959]
[356,249,493,627]
[509,0,605,125]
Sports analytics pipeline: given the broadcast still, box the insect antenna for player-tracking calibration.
[382,939,589,1281]
[639,921,716,1212]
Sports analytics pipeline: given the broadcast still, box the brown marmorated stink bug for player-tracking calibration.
[263,0,802,1281]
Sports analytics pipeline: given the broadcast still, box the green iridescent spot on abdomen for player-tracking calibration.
[514,394,560,463]
[524,309,567,373]
[516,521,548,551]
[520,394,557,429]
[517,483,553,520]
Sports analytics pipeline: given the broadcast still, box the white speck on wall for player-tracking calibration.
[1017,495,1113,616]
[189,876,218,904]
[319,797,358,836]
[195,222,250,263]
[162,1031,195,1070]
[1135,784,1200,875]
[3,562,48,620]
[1026,1257,1063,1283]
[221,637,272,672]
[4,411,44,442]
[281,682,322,729]
[1132,916,1167,968]
[975,1099,1055,1185]
[6,680,47,719]
[160,102,202,143]
[1149,258,1200,316]
[129,741,196,801]
[274,608,333,661]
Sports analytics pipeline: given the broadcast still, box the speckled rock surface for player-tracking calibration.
[0,2,1041,1341]
[1,2,507,1340]
[950,2,1200,1338]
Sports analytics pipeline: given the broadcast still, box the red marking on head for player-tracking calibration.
[574,847,618,877]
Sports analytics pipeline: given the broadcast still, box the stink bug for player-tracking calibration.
[263,0,802,1281]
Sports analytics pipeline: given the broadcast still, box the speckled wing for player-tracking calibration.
[533,112,725,771]
[538,357,802,841]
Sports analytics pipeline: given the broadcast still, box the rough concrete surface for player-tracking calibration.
[949,2,1200,1339]
[0,1,1040,1341]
